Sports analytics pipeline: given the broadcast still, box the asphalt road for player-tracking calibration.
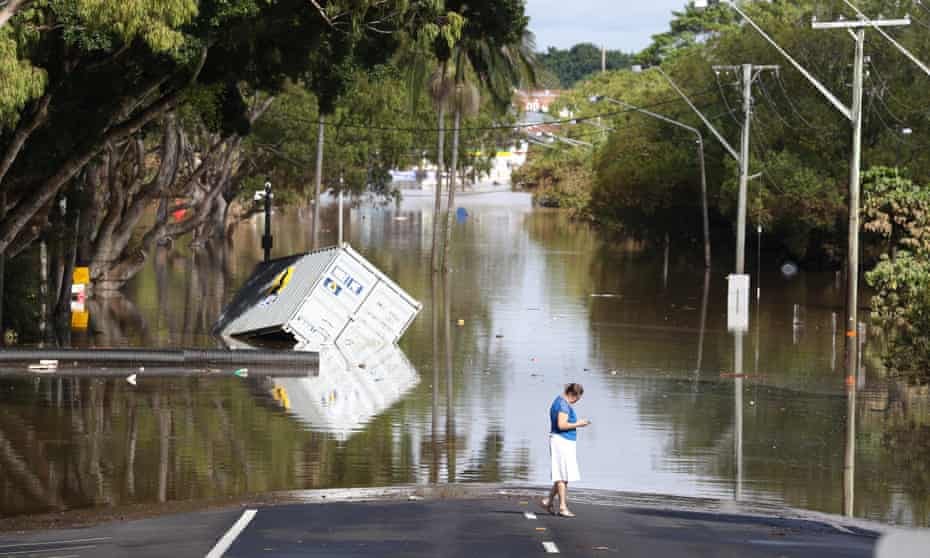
[0,495,881,557]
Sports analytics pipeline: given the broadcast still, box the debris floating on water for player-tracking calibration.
[590,293,620,298]
[126,374,137,386]
[233,368,249,378]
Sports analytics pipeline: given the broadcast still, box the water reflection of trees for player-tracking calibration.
[632,376,930,525]
[0,371,443,517]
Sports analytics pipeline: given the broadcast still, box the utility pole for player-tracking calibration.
[710,0,912,387]
[712,64,778,274]
[601,45,607,73]
[807,17,907,387]
[657,63,772,503]
[312,114,325,250]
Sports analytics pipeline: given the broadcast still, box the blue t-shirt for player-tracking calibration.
[550,395,577,441]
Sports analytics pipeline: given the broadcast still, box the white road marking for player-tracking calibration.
[523,512,537,520]
[827,522,855,534]
[542,541,560,553]
[205,509,257,558]
[0,544,97,556]
[0,538,110,550]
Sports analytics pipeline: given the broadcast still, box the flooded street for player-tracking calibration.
[1,191,928,527]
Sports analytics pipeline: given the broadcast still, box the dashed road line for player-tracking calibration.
[205,509,257,558]
[542,541,560,553]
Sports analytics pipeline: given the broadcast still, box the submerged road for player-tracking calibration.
[0,486,897,558]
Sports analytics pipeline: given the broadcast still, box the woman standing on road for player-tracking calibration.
[541,383,589,517]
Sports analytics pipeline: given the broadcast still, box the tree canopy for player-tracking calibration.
[537,43,634,88]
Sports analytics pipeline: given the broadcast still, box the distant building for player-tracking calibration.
[514,89,562,114]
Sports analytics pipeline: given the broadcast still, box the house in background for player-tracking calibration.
[515,89,562,114]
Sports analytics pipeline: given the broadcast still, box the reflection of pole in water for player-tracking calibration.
[857,322,866,389]
[696,270,710,374]
[662,233,670,289]
[430,282,440,483]
[40,239,48,343]
[754,306,760,376]
[843,382,856,517]
[831,312,838,371]
[443,272,455,482]
[734,333,744,502]
[756,225,761,301]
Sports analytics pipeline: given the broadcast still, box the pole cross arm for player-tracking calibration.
[655,67,741,162]
[720,1,852,121]
[843,0,930,78]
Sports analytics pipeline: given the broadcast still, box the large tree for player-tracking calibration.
[437,0,536,271]
[0,0,438,303]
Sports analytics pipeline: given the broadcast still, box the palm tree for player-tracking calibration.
[399,6,463,273]
[428,63,454,272]
[440,28,537,271]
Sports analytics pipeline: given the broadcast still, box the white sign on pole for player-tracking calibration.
[727,274,750,332]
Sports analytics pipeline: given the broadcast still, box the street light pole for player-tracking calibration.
[592,95,711,268]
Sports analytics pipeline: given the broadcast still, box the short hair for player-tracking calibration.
[564,383,584,397]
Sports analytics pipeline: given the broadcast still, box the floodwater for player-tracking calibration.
[1,190,928,527]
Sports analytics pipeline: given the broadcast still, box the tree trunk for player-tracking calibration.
[223,198,261,238]
[0,48,206,256]
[0,191,5,341]
[431,68,447,273]
[0,94,51,188]
[442,107,461,272]
[312,114,325,249]
[55,188,80,319]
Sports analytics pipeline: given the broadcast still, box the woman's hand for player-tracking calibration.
[576,419,591,428]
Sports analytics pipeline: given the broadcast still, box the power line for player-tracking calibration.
[867,52,922,113]
[867,91,930,149]
[771,72,833,131]
[714,70,743,126]
[273,87,721,135]
[755,76,797,130]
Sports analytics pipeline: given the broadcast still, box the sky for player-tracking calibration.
[525,0,688,53]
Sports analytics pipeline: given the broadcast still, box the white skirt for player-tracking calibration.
[549,434,580,482]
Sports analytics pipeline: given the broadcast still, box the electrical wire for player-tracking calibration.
[867,78,906,125]
[867,91,930,149]
[714,70,744,126]
[756,76,797,130]
[276,87,721,135]
[772,71,833,131]
[910,1,930,29]
[867,53,922,113]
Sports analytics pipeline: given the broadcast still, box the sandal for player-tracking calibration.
[558,508,576,518]
[539,497,555,515]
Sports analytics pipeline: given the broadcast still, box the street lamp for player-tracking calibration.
[590,95,711,268]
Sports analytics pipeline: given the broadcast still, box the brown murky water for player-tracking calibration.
[0,191,928,527]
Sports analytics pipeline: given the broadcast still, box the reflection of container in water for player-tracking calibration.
[268,343,419,441]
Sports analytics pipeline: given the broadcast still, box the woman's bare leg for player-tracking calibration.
[541,482,559,513]
[557,481,568,511]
